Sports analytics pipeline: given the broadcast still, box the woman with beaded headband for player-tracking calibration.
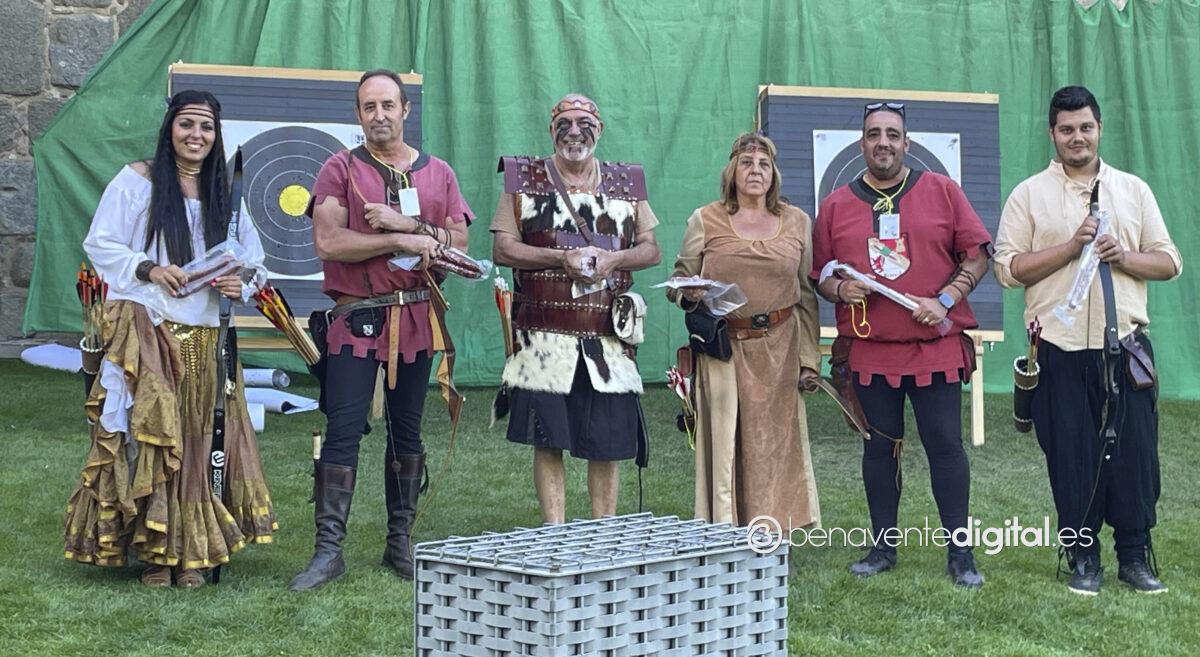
[64,89,276,588]
[667,132,822,536]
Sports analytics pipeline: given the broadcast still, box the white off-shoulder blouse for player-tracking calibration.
[83,164,268,327]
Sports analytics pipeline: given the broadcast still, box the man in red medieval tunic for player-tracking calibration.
[290,69,474,591]
[812,102,992,588]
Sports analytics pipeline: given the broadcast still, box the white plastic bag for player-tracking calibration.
[653,276,747,316]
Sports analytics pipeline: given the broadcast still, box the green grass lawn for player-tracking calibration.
[0,359,1196,656]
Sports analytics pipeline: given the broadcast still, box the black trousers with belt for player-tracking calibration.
[1030,336,1160,564]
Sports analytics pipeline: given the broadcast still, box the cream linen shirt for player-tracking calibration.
[994,159,1181,351]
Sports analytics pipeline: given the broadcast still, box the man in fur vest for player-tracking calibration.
[491,93,661,523]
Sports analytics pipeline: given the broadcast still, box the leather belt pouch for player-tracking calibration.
[686,307,732,361]
[1120,333,1156,391]
[348,307,386,339]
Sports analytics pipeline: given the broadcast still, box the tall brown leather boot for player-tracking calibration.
[381,452,424,579]
[289,462,355,592]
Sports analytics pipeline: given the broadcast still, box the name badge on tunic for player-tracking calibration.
[397,187,421,217]
[878,213,900,240]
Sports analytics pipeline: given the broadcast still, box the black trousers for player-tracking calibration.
[853,372,971,554]
[1031,337,1160,563]
[320,345,432,468]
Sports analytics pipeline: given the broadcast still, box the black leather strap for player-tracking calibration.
[1094,182,1121,364]
[1099,263,1120,360]
[1094,182,1120,456]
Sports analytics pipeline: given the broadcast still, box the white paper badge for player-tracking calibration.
[878,213,900,240]
[398,187,421,216]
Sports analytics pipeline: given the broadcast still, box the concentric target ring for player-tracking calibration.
[817,140,951,204]
[232,126,345,277]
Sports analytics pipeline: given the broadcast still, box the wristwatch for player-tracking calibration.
[937,292,956,310]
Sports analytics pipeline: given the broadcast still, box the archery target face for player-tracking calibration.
[223,121,365,279]
[813,130,961,203]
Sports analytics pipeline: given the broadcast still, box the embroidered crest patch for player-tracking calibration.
[867,236,910,280]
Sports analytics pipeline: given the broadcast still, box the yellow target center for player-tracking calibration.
[278,184,311,217]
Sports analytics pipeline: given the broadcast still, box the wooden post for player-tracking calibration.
[971,334,985,446]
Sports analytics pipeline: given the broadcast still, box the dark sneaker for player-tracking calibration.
[1117,561,1167,594]
[947,551,984,589]
[849,549,896,578]
[1066,555,1102,596]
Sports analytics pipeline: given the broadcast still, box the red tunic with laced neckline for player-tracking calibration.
[810,170,992,387]
[307,149,473,362]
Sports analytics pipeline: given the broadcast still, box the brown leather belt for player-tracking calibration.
[726,307,790,340]
[330,289,431,318]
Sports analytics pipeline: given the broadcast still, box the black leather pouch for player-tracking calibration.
[347,307,385,339]
[685,307,732,361]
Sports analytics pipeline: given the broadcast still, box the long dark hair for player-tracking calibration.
[144,90,230,265]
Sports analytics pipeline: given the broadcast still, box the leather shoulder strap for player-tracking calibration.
[351,145,409,200]
[351,145,389,184]
[1092,182,1120,358]
[545,159,596,245]
[1093,181,1122,457]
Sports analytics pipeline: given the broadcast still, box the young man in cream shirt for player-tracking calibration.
[994,85,1181,596]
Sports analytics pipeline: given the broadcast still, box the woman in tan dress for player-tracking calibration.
[669,133,822,529]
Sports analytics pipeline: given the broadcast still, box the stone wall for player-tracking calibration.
[0,0,151,338]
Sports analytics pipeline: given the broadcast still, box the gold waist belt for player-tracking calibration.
[165,322,218,379]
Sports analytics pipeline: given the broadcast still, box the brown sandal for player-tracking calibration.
[175,568,206,589]
[140,565,172,588]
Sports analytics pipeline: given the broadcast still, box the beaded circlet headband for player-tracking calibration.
[550,98,601,121]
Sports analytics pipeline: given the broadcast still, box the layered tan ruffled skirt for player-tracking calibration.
[64,301,276,569]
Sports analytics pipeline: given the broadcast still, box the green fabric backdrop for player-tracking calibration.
[25,0,1200,398]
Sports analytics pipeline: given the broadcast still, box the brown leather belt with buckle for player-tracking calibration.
[330,289,431,318]
[726,307,790,340]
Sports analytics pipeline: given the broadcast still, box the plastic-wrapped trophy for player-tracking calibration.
[1053,186,1110,326]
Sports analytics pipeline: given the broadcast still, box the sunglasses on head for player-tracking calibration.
[864,102,905,119]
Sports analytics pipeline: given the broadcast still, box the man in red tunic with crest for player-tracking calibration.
[811,102,992,587]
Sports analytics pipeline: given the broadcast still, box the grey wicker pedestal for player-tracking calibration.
[414,512,788,656]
